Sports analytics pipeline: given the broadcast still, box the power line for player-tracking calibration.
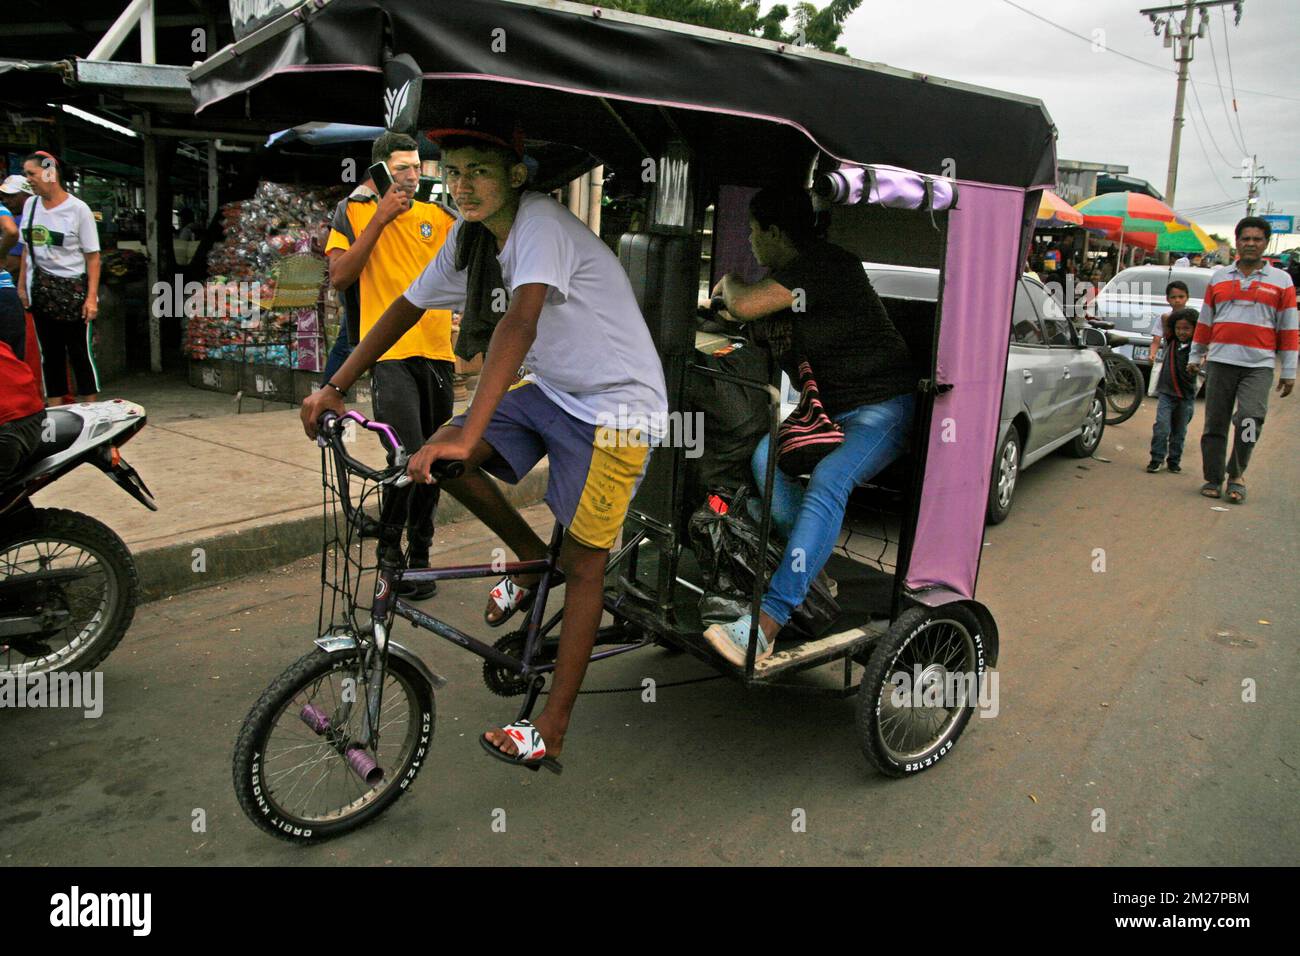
[998,0,1300,102]
[1218,7,1252,159]
[1204,12,1249,154]
[1000,0,1173,72]
[1179,197,1243,215]
[1188,79,1242,168]
[1184,95,1237,200]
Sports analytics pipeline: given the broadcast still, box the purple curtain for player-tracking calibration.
[905,182,1027,598]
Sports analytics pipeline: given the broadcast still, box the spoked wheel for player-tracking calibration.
[1102,353,1143,425]
[233,647,434,843]
[856,605,989,777]
[0,508,138,676]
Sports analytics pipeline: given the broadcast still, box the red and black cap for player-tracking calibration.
[426,108,525,159]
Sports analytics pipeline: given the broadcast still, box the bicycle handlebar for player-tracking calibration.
[316,411,464,485]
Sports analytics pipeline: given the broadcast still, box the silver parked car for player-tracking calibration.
[1092,265,1212,372]
[859,264,1107,524]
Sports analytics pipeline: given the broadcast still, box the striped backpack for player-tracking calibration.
[776,359,843,477]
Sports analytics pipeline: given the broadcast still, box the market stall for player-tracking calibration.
[183,179,343,407]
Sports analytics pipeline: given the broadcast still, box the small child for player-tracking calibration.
[1149,279,1190,363]
[1147,307,1199,473]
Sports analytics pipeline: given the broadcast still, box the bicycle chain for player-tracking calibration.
[482,630,724,697]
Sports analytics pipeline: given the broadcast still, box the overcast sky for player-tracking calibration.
[795,0,1298,241]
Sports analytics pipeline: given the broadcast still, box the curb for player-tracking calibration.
[134,466,549,603]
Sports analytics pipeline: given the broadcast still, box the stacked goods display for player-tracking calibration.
[184,181,343,373]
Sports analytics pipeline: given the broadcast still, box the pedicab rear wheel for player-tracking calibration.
[856,605,988,777]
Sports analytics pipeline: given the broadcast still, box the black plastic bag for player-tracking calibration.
[683,340,771,505]
[687,487,840,639]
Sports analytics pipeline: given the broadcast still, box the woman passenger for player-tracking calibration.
[703,186,914,666]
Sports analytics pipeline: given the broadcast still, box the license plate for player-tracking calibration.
[1134,346,1149,361]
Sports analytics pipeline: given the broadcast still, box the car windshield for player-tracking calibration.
[1102,266,1211,301]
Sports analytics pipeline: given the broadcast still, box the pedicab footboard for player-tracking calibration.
[604,546,895,689]
[750,622,888,676]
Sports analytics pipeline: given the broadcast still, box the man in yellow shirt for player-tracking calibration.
[324,132,457,598]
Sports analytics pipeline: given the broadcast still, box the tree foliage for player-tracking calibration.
[602,0,862,54]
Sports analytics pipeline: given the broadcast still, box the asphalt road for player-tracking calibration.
[3,393,1296,866]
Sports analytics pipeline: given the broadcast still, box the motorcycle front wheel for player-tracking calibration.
[0,507,139,676]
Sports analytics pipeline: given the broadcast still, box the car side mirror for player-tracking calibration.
[1079,327,1107,348]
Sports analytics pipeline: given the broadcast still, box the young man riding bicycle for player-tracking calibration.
[300,111,667,772]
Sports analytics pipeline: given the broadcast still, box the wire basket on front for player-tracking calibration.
[316,439,405,642]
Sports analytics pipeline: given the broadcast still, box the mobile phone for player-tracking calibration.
[414,175,437,204]
[368,160,393,197]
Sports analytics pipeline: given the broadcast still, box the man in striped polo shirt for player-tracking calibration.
[1188,217,1297,503]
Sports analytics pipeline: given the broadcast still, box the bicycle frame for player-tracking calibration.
[321,415,653,730]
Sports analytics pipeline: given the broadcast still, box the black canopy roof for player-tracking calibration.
[190,0,1056,191]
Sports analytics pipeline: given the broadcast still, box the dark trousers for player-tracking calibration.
[1149,391,1195,465]
[321,316,354,385]
[33,312,100,396]
[370,357,456,561]
[0,410,45,483]
[1200,361,1272,483]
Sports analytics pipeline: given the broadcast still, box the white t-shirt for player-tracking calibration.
[21,194,100,293]
[405,191,668,435]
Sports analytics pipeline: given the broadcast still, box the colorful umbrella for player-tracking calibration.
[1157,220,1217,254]
[1075,191,1190,253]
[1036,189,1084,228]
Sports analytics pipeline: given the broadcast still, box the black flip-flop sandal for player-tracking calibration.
[1226,482,1247,504]
[1200,481,1223,499]
[478,720,563,774]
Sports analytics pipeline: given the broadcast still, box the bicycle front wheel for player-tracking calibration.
[1103,353,1143,425]
[232,647,434,843]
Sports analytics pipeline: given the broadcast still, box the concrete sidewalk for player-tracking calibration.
[30,373,546,601]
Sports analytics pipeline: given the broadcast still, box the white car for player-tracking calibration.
[1092,265,1213,372]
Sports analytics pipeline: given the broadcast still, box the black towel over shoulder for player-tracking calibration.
[452,220,508,362]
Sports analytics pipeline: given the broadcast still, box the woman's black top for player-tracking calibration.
[769,239,914,416]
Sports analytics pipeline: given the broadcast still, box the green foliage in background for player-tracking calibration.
[602,0,863,55]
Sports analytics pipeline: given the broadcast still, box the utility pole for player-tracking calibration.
[1139,0,1243,211]
[1233,155,1276,218]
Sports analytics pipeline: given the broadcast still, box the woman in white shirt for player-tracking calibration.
[17,150,102,404]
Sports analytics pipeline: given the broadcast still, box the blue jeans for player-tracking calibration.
[1149,391,1195,465]
[752,392,915,627]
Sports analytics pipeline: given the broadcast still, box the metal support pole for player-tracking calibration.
[207,141,219,225]
[588,164,603,235]
[142,119,162,372]
[87,0,152,61]
[567,171,589,224]
[139,0,156,65]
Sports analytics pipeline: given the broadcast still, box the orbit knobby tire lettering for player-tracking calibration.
[856,604,986,777]
[232,647,435,843]
[0,507,138,675]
